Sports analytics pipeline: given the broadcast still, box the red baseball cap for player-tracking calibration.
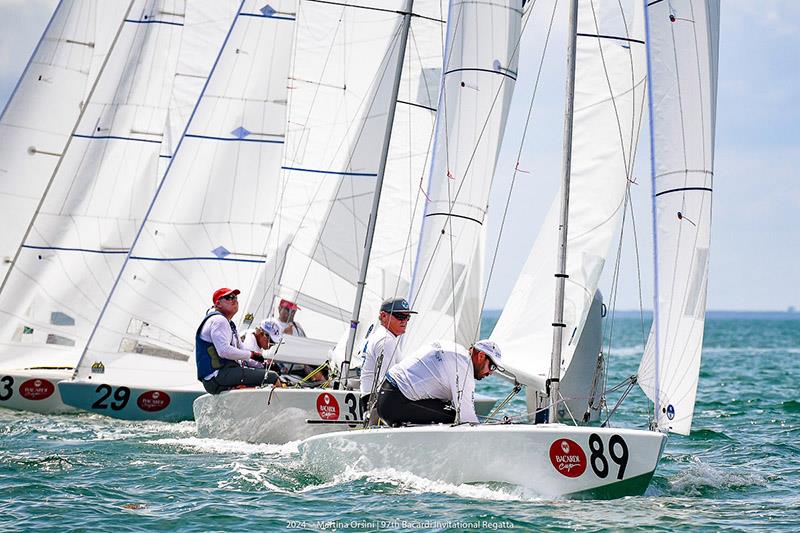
[213,287,240,303]
[279,298,300,310]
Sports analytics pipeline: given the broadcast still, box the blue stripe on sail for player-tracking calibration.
[184,134,283,144]
[125,19,184,27]
[73,134,161,144]
[239,13,296,21]
[22,245,129,255]
[130,255,265,264]
[281,166,377,177]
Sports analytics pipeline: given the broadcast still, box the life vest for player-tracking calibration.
[195,312,240,380]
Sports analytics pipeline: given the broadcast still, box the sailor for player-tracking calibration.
[275,298,306,337]
[376,339,502,426]
[241,318,285,372]
[358,297,416,412]
[195,288,280,394]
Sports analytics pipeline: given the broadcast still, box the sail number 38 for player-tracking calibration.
[589,433,629,480]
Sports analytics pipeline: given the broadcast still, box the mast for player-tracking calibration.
[548,0,579,423]
[339,0,415,387]
[0,0,136,296]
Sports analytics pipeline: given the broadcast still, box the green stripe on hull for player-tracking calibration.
[567,471,656,500]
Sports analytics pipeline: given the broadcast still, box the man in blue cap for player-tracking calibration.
[357,297,417,413]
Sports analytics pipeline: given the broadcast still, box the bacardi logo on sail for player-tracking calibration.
[316,393,339,420]
[137,390,171,412]
[19,378,55,401]
[549,438,587,478]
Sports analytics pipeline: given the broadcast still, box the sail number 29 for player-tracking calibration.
[589,433,629,480]
[92,384,131,411]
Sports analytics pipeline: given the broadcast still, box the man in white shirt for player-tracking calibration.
[195,288,280,394]
[376,339,502,426]
[358,297,416,412]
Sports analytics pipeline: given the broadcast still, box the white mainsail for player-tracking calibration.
[404,0,522,351]
[638,0,720,435]
[0,1,128,282]
[0,0,190,370]
[261,0,445,349]
[70,0,293,387]
[492,0,647,388]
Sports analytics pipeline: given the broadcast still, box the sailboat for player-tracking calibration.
[0,0,193,414]
[192,0,455,442]
[299,0,719,499]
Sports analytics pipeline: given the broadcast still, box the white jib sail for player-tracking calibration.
[638,0,720,436]
[404,0,522,352]
[0,0,190,370]
[0,1,128,282]
[70,1,293,388]
[262,1,444,350]
[492,0,647,389]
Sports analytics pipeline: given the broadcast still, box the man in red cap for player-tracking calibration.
[275,298,306,337]
[195,288,279,394]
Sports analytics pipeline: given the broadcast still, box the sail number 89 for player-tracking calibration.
[589,433,629,480]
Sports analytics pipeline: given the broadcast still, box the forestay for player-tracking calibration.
[0,1,128,283]
[404,0,522,352]
[260,0,445,352]
[638,0,720,435]
[0,0,188,370]
[69,0,293,387]
[492,0,646,388]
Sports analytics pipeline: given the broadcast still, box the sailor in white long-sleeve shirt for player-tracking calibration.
[358,298,416,411]
[376,339,503,425]
[195,288,280,394]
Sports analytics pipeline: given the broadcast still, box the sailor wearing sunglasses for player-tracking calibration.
[375,339,503,426]
[195,288,280,394]
[357,298,417,413]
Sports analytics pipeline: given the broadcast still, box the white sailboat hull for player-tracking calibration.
[300,424,667,499]
[193,387,498,444]
[0,368,76,414]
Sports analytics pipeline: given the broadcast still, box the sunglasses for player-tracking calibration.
[488,361,497,372]
[220,294,238,301]
[390,312,411,322]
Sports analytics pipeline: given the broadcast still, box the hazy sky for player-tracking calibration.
[1,1,797,312]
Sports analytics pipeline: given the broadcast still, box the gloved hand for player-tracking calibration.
[250,351,264,363]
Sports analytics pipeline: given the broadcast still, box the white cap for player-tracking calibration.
[259,318,284,344]
[473,339,503,371]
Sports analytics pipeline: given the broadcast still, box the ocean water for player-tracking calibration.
[1,314,798,531]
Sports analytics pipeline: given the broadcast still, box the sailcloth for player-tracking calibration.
[405,0,522,351]
[261,0,445,351]
[0,0,191,370]
[491,0,647,389]
[0,1,128,282]
[70,0,293,387]
[638,0,720,435]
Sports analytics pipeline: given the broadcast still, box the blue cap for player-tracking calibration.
[380,298,417,315]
